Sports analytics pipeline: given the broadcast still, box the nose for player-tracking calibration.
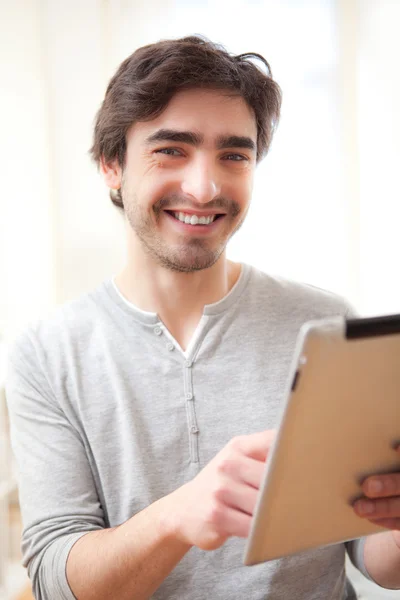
[180,157,221,204]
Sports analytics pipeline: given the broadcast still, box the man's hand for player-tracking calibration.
[166,430,276,551]
[353,446,400,547]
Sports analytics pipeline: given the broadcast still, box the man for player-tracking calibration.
[6,36,400,600]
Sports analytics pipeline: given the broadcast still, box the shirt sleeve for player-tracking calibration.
[345,538,378,583]
[5,330,105,600]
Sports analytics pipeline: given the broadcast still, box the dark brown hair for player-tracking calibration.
[90,35,282,209]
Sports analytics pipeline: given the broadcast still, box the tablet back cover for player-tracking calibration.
[244,315,400,565]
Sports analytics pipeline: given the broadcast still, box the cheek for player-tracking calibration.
[230,164,254,189]
[230,177,253,207]
[125,157,167,192]
[134,173,171,208]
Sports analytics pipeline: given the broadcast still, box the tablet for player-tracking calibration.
[244,313,400,565]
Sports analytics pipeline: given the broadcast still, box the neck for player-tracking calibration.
[114,236,241,350]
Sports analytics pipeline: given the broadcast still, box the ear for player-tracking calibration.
[100,156,122,190]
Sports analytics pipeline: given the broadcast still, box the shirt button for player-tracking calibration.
[154,326,162,336]
[166,342,174,351]
[190,426,199,433]
[186,392,193,400]
[185,360,192,368]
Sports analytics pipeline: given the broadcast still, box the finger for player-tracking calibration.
[230,430,276,462]
[215,478,259,516]
[239,456,265,489]
[215,504,253,538]
[354,496,400,519]
[368,518,400,531]
[217,454,265,489]
[362,473,400,498]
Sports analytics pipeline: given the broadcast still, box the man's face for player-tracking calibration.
[116,88,257,272]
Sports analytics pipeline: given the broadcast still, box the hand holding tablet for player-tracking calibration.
[244,313,400,565]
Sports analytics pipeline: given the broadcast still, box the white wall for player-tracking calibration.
[41,0,126,304]
[0,0,56,340]
[357,0,400,315]
[1,0,399,343]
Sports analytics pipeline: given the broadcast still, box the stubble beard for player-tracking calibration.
[122,187,245,274]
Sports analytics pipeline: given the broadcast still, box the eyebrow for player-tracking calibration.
[144,129,256,152]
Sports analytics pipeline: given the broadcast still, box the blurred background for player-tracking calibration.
[1,0,400,344]
[1,1,400,599]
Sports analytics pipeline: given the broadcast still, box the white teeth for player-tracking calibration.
[173,212,217,225]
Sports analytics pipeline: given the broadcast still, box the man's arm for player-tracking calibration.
[7,330,274,600]
[362,532,400,590]
[66,493,191,600]
[66,431,274,600]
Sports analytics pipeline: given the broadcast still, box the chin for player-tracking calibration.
[155,248,223,273]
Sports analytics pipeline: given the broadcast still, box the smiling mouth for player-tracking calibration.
[165,210,225,226]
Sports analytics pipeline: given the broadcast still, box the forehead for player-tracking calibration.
[128,88,257,142]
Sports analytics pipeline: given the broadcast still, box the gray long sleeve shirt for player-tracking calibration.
[6,264,379,599]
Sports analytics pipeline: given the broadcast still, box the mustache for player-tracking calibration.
[154,194,241,217]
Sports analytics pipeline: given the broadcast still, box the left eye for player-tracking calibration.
[223,154,247,161]
[156,148,182,157]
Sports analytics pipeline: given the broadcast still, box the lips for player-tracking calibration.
[165,210,225,224]
[163,210,225,231]
[165,209,225,216]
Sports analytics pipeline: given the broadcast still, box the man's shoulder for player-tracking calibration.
[8,281,112,367]
[247,265,355,319]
